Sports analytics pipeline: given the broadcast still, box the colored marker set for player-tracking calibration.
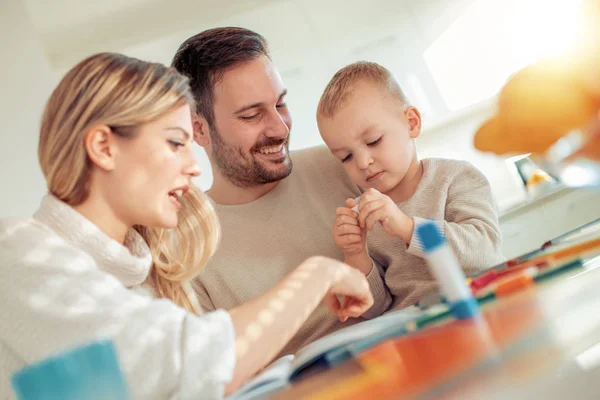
[469,237,600,298]
[414,218,600,309]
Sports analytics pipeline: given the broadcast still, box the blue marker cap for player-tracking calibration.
[416,221,445,253]
[450,297,480,319]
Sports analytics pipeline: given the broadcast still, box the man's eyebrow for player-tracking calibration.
[234,102,263,114]
[234,89,288,114]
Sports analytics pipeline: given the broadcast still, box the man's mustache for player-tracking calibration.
[251,137,289,151]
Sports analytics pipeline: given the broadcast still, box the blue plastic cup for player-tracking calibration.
[11,340,130,400]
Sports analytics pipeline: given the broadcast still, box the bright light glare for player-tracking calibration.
[424,0,582,111]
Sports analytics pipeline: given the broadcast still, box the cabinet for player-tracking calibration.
[499,188,600,259]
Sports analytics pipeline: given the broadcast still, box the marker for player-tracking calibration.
[470,263,547,294]
[416,221,479,319]
[470,270,498,292]
[351,196,361,212]
[542,217,600,248]
[493,267,537,297]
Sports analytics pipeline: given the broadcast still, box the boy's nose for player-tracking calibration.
[356,152,373,170]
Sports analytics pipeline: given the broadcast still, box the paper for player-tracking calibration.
[226,355,293,400]
[227,307,424,398]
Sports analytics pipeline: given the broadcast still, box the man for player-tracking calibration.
[172,27,391,356]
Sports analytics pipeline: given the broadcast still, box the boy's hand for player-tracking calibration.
[333,198,366,256]
[357,188,414,243]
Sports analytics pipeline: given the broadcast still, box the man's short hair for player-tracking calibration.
[172,27,270,129]
[317,61,409,118]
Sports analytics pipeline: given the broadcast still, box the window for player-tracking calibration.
[424,0,581,111]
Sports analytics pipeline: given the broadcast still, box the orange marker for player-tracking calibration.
[520,238,600,270]
[493,267,537,297]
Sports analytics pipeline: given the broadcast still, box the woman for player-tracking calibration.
[0,53,373,399]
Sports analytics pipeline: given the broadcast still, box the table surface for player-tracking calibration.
[271,254,600,400]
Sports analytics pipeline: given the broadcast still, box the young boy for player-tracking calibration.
[317,61,504,312]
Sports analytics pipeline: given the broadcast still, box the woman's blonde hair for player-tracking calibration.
[38,52,219,313]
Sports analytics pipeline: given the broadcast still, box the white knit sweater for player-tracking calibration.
[0,195,235,400]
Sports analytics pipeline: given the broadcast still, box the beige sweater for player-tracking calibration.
[194,146,503,356]
[367,157,505,311]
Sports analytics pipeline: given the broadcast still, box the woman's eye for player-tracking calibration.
[168,140,185,149]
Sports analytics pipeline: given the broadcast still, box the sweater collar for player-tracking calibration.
[33,195,153,287]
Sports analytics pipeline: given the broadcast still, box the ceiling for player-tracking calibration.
[22,0,462,73]
[22,0,280,69]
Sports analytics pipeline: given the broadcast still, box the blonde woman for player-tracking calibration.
[0,53,373,400]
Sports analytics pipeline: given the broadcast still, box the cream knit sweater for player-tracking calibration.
[0,195,235,400]
[194,146,503,357]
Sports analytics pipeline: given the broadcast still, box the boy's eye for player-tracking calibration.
[341,154,353,163]
[367,137,382,146]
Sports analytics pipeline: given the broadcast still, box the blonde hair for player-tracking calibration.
[38,52,219,313]
[317,61,409,118]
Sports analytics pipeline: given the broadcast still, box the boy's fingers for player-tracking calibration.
[358,200,383,227]
[335,215,359,227]
[342,235,363,246]
[366,208,387,231]
[337,224,362,236]
[336,207,359,219]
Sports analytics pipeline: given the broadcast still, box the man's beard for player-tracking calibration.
[210,126,293,188]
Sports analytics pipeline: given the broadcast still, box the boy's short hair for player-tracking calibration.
[317,61,409,118]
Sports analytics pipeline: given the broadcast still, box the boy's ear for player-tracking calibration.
[192,113,211,148]
[405,106,422,139]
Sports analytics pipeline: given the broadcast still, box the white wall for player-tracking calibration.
[0,0,56,218]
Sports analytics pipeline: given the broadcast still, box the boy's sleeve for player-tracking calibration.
[362,258,393,319]
[407,164,504,276]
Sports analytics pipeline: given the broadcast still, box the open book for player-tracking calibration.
[226,306,424,400]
